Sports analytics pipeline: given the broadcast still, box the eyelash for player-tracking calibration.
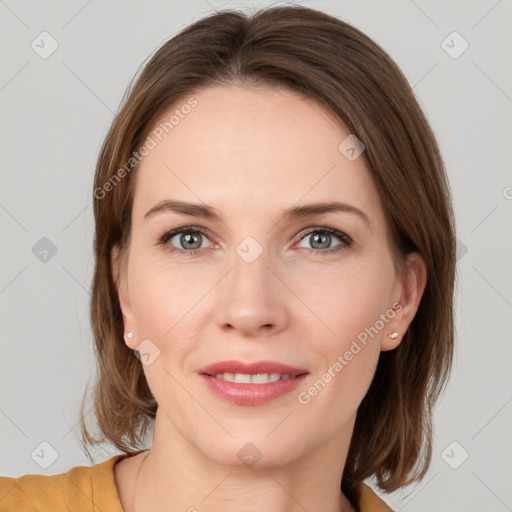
[157,225,353,258]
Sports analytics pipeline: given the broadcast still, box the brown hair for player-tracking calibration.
[79,5,456,508]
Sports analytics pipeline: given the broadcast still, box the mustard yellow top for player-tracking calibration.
[0,453,393,511]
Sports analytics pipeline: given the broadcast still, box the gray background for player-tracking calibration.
[1,1,511,511]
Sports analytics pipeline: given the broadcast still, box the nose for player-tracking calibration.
[214,245,289,338]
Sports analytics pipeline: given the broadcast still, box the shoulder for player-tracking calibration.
[0,454,126,512]
[0,471,68,511]
[359,483,395,512]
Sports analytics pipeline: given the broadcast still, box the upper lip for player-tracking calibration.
[198,360,308,377]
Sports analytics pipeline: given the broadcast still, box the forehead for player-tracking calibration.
[132,84,382,225]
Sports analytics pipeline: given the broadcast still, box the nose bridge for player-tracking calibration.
[215,234,288,334]
[230,236,274,305]
[233,238,269,291]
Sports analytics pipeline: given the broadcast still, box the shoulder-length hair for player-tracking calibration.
[80,5,456,506]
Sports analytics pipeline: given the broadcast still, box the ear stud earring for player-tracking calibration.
[388,331,398,340]
[127,331,133,338]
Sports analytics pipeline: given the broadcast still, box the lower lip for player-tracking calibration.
[200,373,308,405]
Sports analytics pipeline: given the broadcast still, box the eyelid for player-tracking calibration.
[158,224,352,255]
[293,226,352,246]
[158,225,217,247]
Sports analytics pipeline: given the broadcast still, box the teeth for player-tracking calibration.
[213,372,293,383]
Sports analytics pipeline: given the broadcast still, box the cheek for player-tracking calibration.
[129,252,206,331]
[127,253,215,376]
[298,258,394,393]
[126,259,205,409]
[299,257,394,341]
[295,277,389,425]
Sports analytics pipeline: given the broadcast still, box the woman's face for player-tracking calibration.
[113,84,424,467]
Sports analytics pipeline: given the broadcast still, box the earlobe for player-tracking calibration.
[381,252,427,352]
[381,330,401,351]
[382,329,402,351]
[123,330,137,350]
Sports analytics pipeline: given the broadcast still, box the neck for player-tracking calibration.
[131,411,357,512]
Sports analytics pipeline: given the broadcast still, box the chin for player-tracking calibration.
[198,436,303,469]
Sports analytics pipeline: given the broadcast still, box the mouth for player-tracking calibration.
[198,359,308,380]
[202,372,307,384]
[197,360,309,405]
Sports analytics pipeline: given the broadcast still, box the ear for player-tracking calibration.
[381,252,427,351]
[111,244,137,350]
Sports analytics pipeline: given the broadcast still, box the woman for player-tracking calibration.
[0,5,456,512]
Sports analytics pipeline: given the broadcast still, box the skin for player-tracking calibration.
[111,84,426,512]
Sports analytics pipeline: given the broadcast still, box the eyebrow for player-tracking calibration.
[144,199,371,228]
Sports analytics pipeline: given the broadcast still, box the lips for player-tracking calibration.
[198,360,308,378]
[198,361,310,405]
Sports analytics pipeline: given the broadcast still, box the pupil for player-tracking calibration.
[312,233,329,249]
[183,233,200,249]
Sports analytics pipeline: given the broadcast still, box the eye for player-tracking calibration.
[157,226,214,257]
[295,226,352,255]
[157,225,352,257]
